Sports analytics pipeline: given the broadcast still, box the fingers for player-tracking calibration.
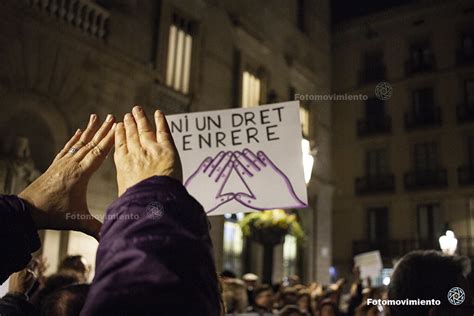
[256,151,272,167]
[205,151,225,175]
[234,192,255,206]
[80,123,116,172]
[210,152,232,179]
[54,129,82,162]
[242,148,265,168]
[215,159,233,183]
[115,122,127,154]
[74,114,115,161]
[132,106,156,144]
[74,114,100,150]
[124,113,140,151]
[154,110,172,144]
[234,152,253,177]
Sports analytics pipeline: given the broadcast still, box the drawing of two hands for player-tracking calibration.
[184,148,306,214]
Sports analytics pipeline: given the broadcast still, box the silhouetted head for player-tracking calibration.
[388,250,472,316]
[41,283,90,316]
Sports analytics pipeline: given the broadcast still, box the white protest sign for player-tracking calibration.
[354,250,383,280]
[167,101,308,216]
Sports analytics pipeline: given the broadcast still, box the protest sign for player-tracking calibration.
[167,101,308,216]
[354,250,383,280]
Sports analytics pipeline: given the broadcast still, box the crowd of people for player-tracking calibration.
[0,107,473,315]
[220,251,474,316]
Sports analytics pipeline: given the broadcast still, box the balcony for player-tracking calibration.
[354,237,474,258]
[405,59,435,76]
[456,48,474,65]
[358,65,386,85]
[404,107,441,130]
[357,116,391,137]
[457,103,474,123]
[404,169,447,190]
[28,0,110,40]
[355,174,395,195]
[457,166,474,186]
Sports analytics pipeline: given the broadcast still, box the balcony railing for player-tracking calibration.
[29,0,110,40]
[358,65,386,85]
[357,116,391,137]
[458,166,474,186]
[456,48,474,65]
[404,169,447,190]
[355,174,395,195]
[405,59,436,76]
[354,237,474,258]
[457,103,474,123]
[404,106,441,130]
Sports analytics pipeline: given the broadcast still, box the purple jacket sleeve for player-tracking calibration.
[81,176,221,316]
[0,195,41,284]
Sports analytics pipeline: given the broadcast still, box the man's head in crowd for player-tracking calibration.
[41,284,90,316]
[254,284,274,310]
[58,255,90,283]
[388,250,472,316]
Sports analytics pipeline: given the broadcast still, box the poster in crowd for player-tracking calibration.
[167,101,308,216]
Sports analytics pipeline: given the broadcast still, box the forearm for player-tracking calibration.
[83,176,220,315]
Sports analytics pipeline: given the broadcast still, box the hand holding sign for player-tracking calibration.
[233,149,306,210]
[184,151,235,213]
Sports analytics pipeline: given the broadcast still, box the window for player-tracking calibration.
[465,79,474,106]
[296,0,307,33]
[241,71,261,108]
[166,14,194,94]
[299,105,309,137]
[409,42,433,69]
[467,137,474,166]
[414,142,438,171]
[461,33,474,55]
[412,88,434,115]
[365,98,385,120]
[360,51,385,83]
[416,203,441,245]
[367,207,389,243]
[283,234,297,277]
[365,148,389,176]
[223,214,243,275]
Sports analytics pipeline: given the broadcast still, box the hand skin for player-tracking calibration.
[18,114,116,240]
[114,106,182,196]
[8,268,37,296]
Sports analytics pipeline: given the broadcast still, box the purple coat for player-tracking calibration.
[0,176,221,316]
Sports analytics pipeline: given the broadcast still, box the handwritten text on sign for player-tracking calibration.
[167,101,308,216]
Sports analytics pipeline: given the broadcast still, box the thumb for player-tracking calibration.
[235,192,255,206]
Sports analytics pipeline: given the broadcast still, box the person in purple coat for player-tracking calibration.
[0,106,221,315]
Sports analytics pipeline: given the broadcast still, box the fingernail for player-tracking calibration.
[155,110,163,117]
[106,114,113,122]
[89,114,97,123]
[112,123,117,130]
[133,106,142,113]
[75,129,81,135]
[124,113,131,120]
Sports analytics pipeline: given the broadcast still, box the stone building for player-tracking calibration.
[0,0,332,283]
[332,0,474,278]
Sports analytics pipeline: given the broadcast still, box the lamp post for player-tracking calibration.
[439,230,458,255]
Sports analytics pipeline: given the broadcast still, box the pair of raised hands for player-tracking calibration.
[18,106,181,240]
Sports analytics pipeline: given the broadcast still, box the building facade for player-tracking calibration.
[332,0,474,277]
[0,0,333,283]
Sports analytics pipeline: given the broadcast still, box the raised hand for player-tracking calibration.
[18,114,116,240]
[114,106,182,196]
[233,148,306,210]
[184,151,235,213]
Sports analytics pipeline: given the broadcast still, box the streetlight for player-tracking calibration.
[439,230,458,255]
[302,138,315,184]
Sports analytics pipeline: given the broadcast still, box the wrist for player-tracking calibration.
[18,193,48,230]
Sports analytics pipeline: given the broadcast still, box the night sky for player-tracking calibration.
[331,0,416,23]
